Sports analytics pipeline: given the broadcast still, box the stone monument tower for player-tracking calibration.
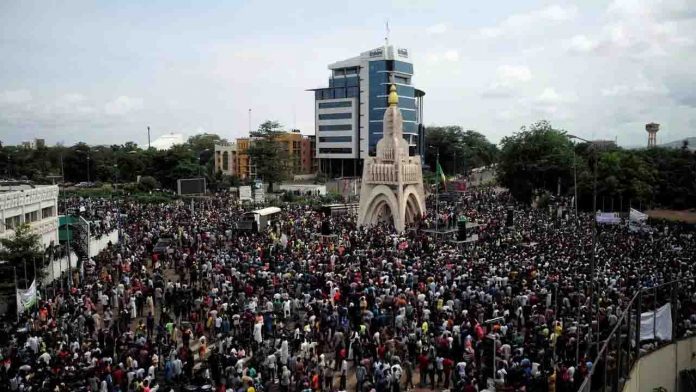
[646,122,659,148]
[357,84,426,232]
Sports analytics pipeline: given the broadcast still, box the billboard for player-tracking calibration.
[239,186,252,202]
[177,178,206,195]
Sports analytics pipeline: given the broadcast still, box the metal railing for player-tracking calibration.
[577,277,695,392]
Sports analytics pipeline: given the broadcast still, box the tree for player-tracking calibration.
[497,120,574,202]
[188,133,225,155]
[248,120,290,189]
[138,175,159,192]
[424,126,498,175]
[0,224,45,286]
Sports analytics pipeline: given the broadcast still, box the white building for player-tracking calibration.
[0,184,59,249]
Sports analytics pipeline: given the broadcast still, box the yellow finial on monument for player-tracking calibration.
[388,83,398,106]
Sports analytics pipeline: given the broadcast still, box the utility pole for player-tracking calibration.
[60,154,72,289]
[248,109,252,135]
[147,126,151,150]
[436,148,440,233]
[86,149,91,183]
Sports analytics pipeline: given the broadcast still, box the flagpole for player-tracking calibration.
[436,149,440,234]
[14,266,19,323]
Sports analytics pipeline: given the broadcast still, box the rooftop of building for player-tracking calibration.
[0,182,58,193]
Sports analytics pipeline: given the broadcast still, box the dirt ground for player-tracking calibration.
[646,209,696,223]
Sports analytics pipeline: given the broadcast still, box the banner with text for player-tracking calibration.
[16,279,37,315]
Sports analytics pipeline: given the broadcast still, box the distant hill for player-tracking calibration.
[661,137,696,151]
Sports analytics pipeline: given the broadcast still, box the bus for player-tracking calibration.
[235,207,282,232]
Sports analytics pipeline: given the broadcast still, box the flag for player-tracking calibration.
[629,208,648,223]
[16,279,37,315]
[435,161,447,191]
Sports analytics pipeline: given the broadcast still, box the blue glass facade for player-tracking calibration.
[367,60,418,156]
[313,47,424,165]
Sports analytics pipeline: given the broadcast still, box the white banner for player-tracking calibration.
[596,212,621,224]
[640,302,672,341]
[629,208,648,223]
[16,279,37,315]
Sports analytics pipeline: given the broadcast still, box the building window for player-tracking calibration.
[41,206,54,219]
[347,87,359,98]
[318,113,352,120]
[222,151,229,171]
[319,124,352,131]
[24,211,39,223]
[5,215,21,229]
[394,75,409,84]
[319,136,352,143]
[318,101,352,109]
[319,148,352,154]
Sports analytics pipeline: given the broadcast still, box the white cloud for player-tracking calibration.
[426,23,447,35]
[601,78,667,97]
[478,4,578,38]
[443,50,459,61]
[497,65,532,85]
[536,88,562,104]
[0,89,32,105]
[568,35,598,52]
[424,50,460,64]
[104,96,144,116]
[567,0,694,57]
[482,65,532,99]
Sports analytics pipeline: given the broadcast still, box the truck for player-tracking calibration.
[235,207,281,233]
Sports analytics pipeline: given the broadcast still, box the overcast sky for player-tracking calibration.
[0,0,694,147]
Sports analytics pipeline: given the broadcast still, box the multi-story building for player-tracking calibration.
[235,138,255,180]
[215,132,316,180]
[0,184,59,249]
[301,135,318,174]
[213,143,237,177]
[310,44,425,177]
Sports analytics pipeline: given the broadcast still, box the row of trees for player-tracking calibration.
[423,126,499,174]
[0,120,298,191]
[2,120,694,210]
[497,120,696,210]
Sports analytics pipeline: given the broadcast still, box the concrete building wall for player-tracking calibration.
[214,143,237,177]
[0,185,59,249]
[623,337,696,392]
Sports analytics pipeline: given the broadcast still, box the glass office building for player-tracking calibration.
[310,45,425,177]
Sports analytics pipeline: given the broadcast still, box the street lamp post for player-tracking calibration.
[86,149,91,183]
[428,145,440,233]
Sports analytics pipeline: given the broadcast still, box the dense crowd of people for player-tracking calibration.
[2,186,695,392]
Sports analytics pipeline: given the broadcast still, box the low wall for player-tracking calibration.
[623,336,696,392]
[89,230,118,258]
[43,251,78,285]
[43,230,119,285]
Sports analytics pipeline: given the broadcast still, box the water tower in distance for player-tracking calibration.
[646,122,659,148]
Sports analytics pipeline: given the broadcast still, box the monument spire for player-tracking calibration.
[388,84,398,106]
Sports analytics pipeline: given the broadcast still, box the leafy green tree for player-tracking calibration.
[498,120,574,201]
[0,224,45,285]
[424,126,498,174]
[138,175,159,191]
[248,120,290,190]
